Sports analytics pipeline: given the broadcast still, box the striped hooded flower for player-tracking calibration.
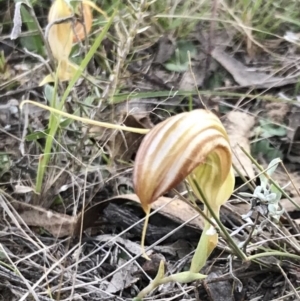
[133,109,235,271]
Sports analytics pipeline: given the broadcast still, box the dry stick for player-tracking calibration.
[233,162,256,192]
[1,283,54,301]
[0,246,41,301]
[51,209,202,293]
[280,161,300,199]
[242,213,260,254]
[205,0,218,72]
[219,0,272,55]
[241,147,300,234]
[276,264,300,300]
[68,168,89,301]
[0,194,53,301]
[188,52,207,110]
[18,244,80,301]
[109,0,147,101]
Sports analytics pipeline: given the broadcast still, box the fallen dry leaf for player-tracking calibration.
[14,184,34,194]
[105,257,139,294]
[11,198,111,238]
[12,201,77,237]
[109,114,149,161]
[12,193,204,239]
[106,194,204,230]
[94,234,142,255]
[211,48,300,88]
[72,3,93,43]
[265,102,289,124]
[224,111,255,179]
[280,197,300,213]
[90,101,153,161]
[179,64,206,90]
[154,35,176,64]
[204,271,238,301]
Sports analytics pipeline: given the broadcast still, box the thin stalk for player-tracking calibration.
[111,89,297,104]
[248,251,300,261]
[35,73,60,193]
[191,179,248,261]
[20,101,149,134]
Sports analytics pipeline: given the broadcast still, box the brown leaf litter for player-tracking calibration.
[89,100,153,161]
[211,47,300,88]
[11,193,204,239]
[224,110,255,179]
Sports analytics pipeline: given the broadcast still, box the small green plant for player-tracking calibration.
[240,158,284,223]
[164,40,197,72]
[251,119,286,161]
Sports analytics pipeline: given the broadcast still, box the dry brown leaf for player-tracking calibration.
[211,48,300,88]
[107,194,204,230]
[109,114,148,161]
[105,258,139,294]
[224,111,255,179]
[179,65,206,90]
[90,101,153,161]
[280,198,300,213]
[12,201,77,237]
[11,198,110,238]
[12,193,204,238]
[154,35,176,64]
[265,102,289,124]
[204,271,237,301]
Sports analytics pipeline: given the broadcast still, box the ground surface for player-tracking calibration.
[1,1,300,300]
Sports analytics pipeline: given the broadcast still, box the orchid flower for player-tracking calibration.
[133,109,235,297]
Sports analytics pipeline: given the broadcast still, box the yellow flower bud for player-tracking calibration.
[48,0,73,63]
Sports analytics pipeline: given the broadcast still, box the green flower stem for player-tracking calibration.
[135,260,165,300]
[35,78,60,193]
[191,179,248,262]
[173,190,219,228]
